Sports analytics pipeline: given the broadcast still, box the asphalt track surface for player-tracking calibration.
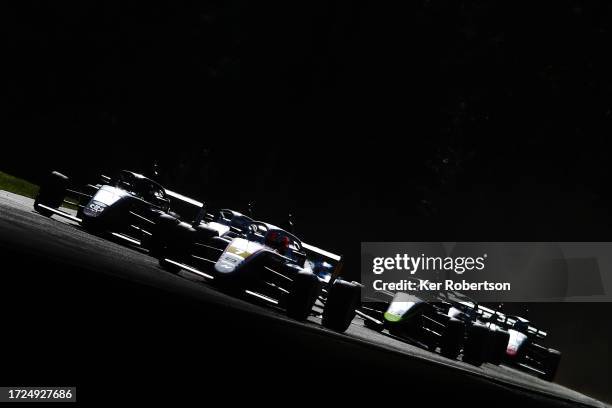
[0,190,607,407]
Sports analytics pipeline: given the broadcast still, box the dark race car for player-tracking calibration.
[357,289,473,362]
[357,281,534,368]
[33,170,200,250]
[457,305,562,381]
[499,315,561,381]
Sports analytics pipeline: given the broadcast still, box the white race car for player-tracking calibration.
[155,218,360,332]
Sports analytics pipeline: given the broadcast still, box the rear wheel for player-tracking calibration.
[322,280,360,332]
[286,271,321,321]
[158,221,195,274]
[486,329,510,365]
[463,324,489,366]
[33,198,54,217]
[147,213,180,257]
[540,349,561,381]
[440,318,465,360]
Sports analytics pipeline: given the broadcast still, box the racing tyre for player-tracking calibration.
[463,324,489,366]
[486,329,510,365]
[440,318,465,360]
[322,280,360,332]
[286,271,321,321]
[158,221,194,274]
[147,213,180,257]
[539,349,561,381]
[33,171,68,217]
[33,199,54,217]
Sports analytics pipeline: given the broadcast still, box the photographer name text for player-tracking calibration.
[372,279,511,292]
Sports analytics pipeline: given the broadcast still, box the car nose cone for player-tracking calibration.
[214,253,242,274]
[82,201,107,217]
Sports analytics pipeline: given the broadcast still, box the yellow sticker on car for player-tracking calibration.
[226,244,252,259]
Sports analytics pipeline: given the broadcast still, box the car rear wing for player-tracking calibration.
[302,242,344,283]
[165,189,205,224]
[165,190,204,208]
[527,327,548,338]
[444,302,547,338]
[302,243,342,262]
[442,294,509,323]
[494,315,548,338]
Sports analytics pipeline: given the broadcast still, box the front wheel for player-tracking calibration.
[286,271,321,321]
[33,171,68,216]
[322,280,360,332]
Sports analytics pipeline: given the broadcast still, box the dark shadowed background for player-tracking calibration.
[3,0,611,402]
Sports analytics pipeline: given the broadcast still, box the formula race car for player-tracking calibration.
[357,290,476,362]
[33,170,201,250]
[154,216,360,332]
[364,288,562,381]
[449,300,562,381]
[499,316,561,381]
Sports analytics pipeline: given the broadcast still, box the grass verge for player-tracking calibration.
[0,171,39,199]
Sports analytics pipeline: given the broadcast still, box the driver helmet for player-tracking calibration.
[278,235,290,254]
[265,231,279,248]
